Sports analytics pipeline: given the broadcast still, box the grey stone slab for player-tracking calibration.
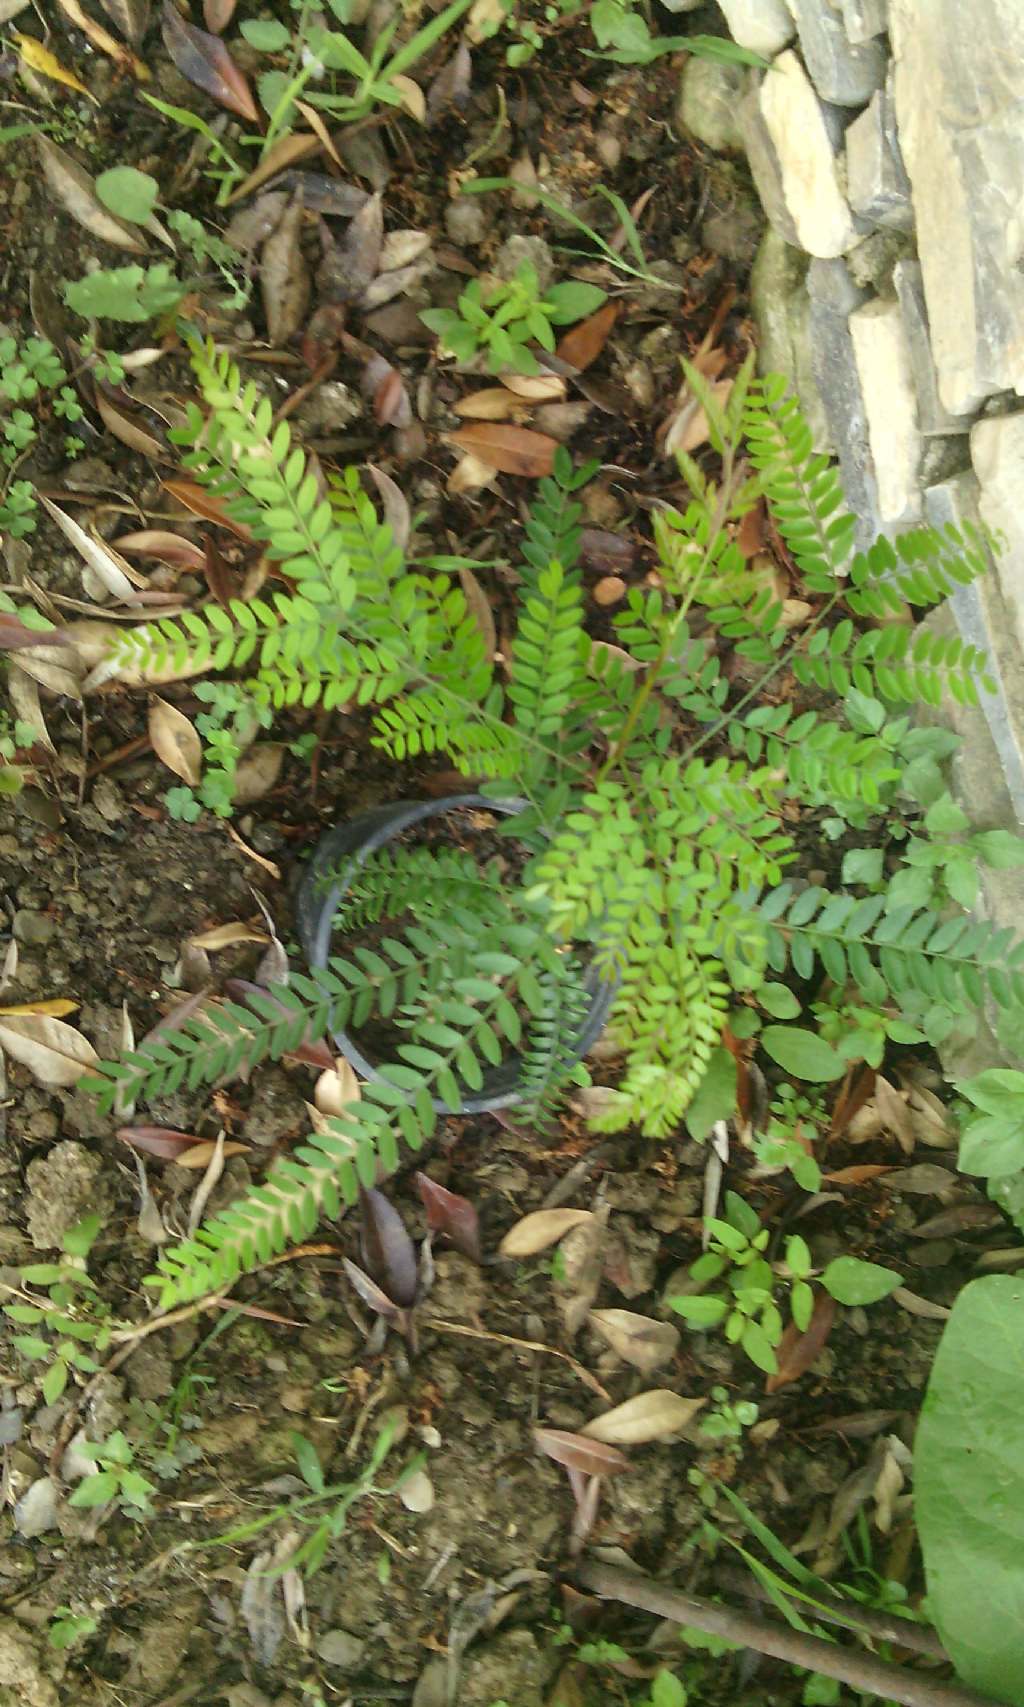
[839,0,888,44]
[849,295,922,523]
[750,227,831,449]
[789,0,887,105]
[893,259,969,436]
[971,411,1024,665]
[806,258,886,547]
[845,85,913,231]
[676,57,746,153]
[890,0,1024,414]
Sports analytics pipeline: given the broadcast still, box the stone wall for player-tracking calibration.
[679,0,1024,1066]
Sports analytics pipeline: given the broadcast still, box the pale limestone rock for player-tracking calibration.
[741,53,858,258]
[787,0,886,105]
[676,57,746,153]
[893,260,968,436]
[971,413,1024,664]
[848,296,922,522]
[890,0,1024,414]
[750,227,831,448]
[845,83,913,231]
[718,0,794,56]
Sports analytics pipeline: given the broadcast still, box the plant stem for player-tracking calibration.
[577,1562,997,1707]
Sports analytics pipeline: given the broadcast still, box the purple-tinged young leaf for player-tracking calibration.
[341,1256,401,1322]
[414,1172,481,1264]
[360,1188,419,1308]
[161,0,258,121]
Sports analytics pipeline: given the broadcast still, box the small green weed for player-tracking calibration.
[47,1608,99,1651]
[69,1429,157,1516]
[421,262,607,375]
[2,1214,112,1404]
[0,333,83,537]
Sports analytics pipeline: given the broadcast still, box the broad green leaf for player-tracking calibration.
[69,1470,118,1507]
[916,1277,1024,1702]
[841,848,884,886]
[684,1044,737,1140]
[760,1027,845,1082]
[821,1256,901,1306]
[958,1114,1024,1180]
[240,19,292,50]
[95,167,159,224]
[973,828,1024,869]
[758,983,801,1020]
[543,281,608,325]
[668,1294,729,1328]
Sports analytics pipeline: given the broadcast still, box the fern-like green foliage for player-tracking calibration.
[84,341,1024,1307]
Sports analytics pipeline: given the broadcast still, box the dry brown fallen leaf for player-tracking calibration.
[453,388,532,422]
[587,1309,680,1374]
[0,1014,98,1086]
[162,480,254,541]
[95,392,166,461]
[98,0,150,46]
[7,668,54,754]
[458,567,496,659]
[148,696,202,786]
[766,1290,837,1393]
[38,495,138,604]
[161,0,257,120]
[314,1058,361,1117]
[499,1208,593,1258]
[115,530,206,572]
[36,135,148,253]
[581,1390,705,1445]
[317,192,383,303]
[56,0,150,79]
[231,743,285,805]
[500,372,566,402]
[447,422,558,478]
[556,302,619,373]
[262,198,311,349]
[448,452,498,497]
[226,131,321,205]
[189,920,270,950]
[534,1427,631,1478]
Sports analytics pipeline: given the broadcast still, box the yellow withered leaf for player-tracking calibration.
[14,33,98,102]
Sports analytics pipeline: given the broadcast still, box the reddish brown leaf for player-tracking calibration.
[203,535,235,607]
[828,1062,877,1141]
[360,1187,418,1308]
[203,0,236,29]
[161,0,258,121]
[0,615,61,652]
[117,1124,210,1160]
[555,302,619,373]
[766,1291,837,1393]
[534,1428,631,1478]
[341,1255,404,1322]
[115,530,206,571]
[415,1172,481,1263]
[447,422,558,478]
[302,303,348,370]
[374,366,411,427]
[822,1164,894,1185]
[162,479,254,541]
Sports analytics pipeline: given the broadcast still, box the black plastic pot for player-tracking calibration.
[294,794,615,1113]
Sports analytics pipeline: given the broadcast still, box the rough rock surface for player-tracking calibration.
[24,1141,109,1250]
[750,228,831,448]
[890,0,1024,414]
[676,57,746,153]
[788,0,886,105]
[972,413,1024,661]
[848,295,922,522]
[741,53,858,258]
[845,80,913,231]
[717,0,794,56]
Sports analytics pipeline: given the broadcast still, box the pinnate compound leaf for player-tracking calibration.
[916,1276,1024,1702]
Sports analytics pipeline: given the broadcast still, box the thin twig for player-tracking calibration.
[577,1563,995,1707]
[426,1318,611,1400]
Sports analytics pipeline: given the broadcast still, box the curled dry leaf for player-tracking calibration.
[95,392,165,461]
[317,192,383,304]
[367,464,411,551]
[161,0,258,120]
[499,1208,593,1258]
[581,1390,705,1446]
[314,1057,361,1116]
[361,1187,419,1308]
[458,567,496,659]
[118,1124,249,1163]
[162,480,254,541]
[98,0,150,45]
[664,378,734,458]
[15,33,96,102]
[389,72,426,122]
[447,423,558,478]
[226,136,320,208]
[262,199,311,348]
[36,135,148,253]
[7,668,53,754]
[115,530,205,571]
[55,0,150,79]
[454,388,530,422]
[231,742,285,804]
[149,696,202,786]
[342,1256,406,1325]
[587,1309,680,1374]
[534,1428,631,1479]
[414,1172,481,1264]
[189,920,270,950]
[500,372,567,402]
[766,1290,837,1393]
[380,229,432,272]
[9,642,83,700]
[448,452,498,496]
[0,1014,98,1086]
[38,495,138,603]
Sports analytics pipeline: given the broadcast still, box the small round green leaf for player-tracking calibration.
[94,167,159,224]
[759,983,801,1020]
[822,1256,902,1306]
[240,18,292,50]
[669,1294,729,1328]
[761,1026,846,1082]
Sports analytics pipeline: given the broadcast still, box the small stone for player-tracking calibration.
[595,129,621,170]
[717,0,794,56]
[741,54,859,258]
[845,230,911,292]
[593,576,626,606]
[91,775,125,822]
[845,82,913,233]
[295,382,362,434]
[493,234,554,294]
[0,1618,60,1707]
[444,198,488,247]
[848,296,922,523]
[25,1142,109,1251]
[12,909,55,946]
[676,57,746,153]
[13,1476,59,1538]
[788,0,886,106]
[317,1630,366,1670]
